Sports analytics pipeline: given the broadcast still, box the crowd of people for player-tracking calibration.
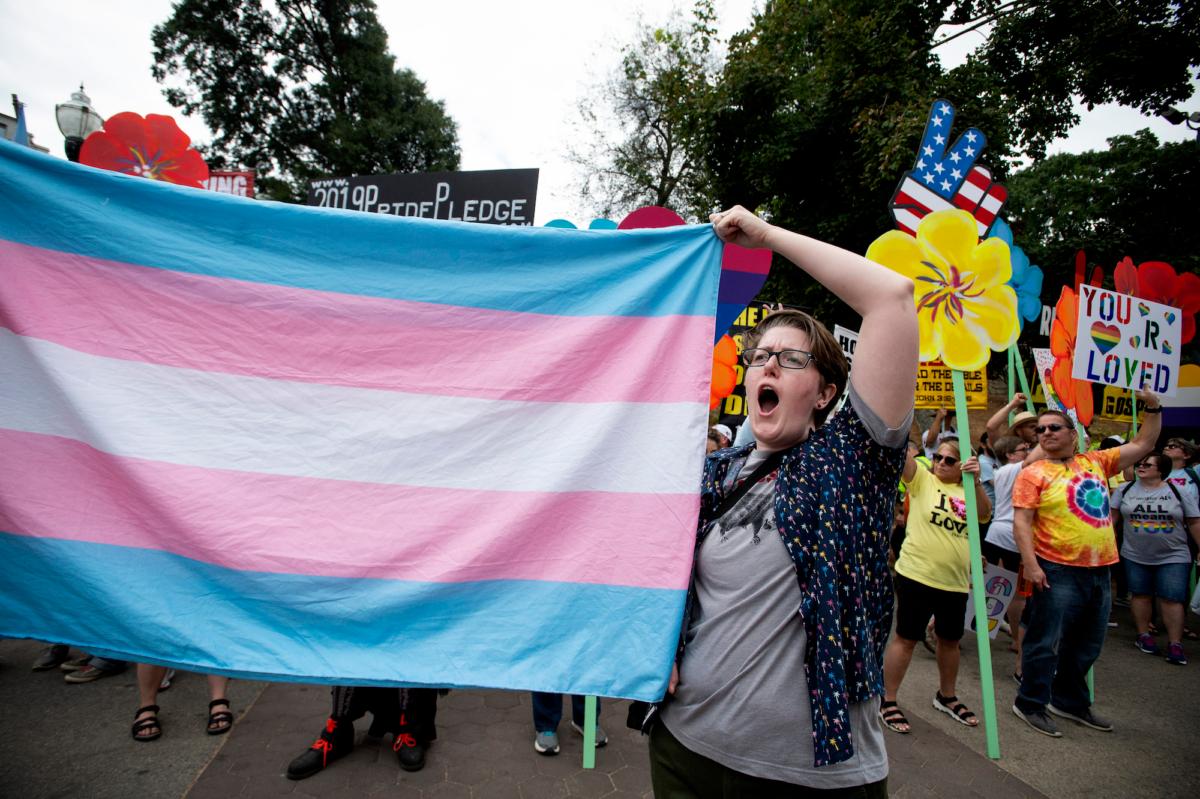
[15,206,1200,797]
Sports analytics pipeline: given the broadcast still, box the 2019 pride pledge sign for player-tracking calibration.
[0,140,721,699]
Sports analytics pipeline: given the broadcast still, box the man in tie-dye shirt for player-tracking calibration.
[1010,398,1161,738]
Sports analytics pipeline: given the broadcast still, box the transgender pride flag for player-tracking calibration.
[0,140,722,701]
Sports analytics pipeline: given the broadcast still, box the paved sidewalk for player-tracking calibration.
[185,683,1044,798]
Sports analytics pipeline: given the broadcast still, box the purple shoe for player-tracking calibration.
[1135,633,1159,655]
[1166,642,1187,666]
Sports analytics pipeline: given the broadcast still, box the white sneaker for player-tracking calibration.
[570,720,608,747]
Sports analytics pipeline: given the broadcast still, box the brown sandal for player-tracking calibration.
[207,698,233,735]
[132,705,162,742]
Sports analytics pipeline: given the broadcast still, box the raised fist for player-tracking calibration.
[889,100,1007,239]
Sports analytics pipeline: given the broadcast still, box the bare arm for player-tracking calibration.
[903,444,918,482]
[1188,518,1200,555]
[961,456,992,521]
[986,393,1027,443]
[711,207,918,428]
[924,409,947,451]
[1013,507,1048,590]
[1115,390,1163,471]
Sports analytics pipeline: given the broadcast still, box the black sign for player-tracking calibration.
[306,168,538,226]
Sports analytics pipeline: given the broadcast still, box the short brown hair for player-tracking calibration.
[742,309,849,426]
[993,434,1025,462]
[1037,409,1075,430]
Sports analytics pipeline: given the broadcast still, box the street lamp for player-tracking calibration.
[1159,106,1200,140]
[55,83,104,162]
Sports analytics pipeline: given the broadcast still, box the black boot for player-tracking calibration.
[286,718,354,780]
[393,731,427,772]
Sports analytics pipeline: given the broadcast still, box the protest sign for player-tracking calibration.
[964,563,1019,639]
[833,324,859,369]
[204,170,255,198]
[1099,385,1147,424]
[914,361,987,409]
[307,168,538,225]
[1073,284,1181,397]
[1031,347,1080,425]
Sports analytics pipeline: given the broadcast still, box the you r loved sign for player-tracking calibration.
[1072,284,1182,397]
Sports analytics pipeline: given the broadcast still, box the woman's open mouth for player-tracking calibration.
[757,385,779,414]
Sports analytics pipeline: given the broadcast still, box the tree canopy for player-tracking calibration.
[152,0,460,200]
[1005,130,1200,284]
[576,0,1200,324]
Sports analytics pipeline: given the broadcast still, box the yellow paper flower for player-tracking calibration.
[867,209,1019,371]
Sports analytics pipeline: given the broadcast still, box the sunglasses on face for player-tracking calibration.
[931,453,959,466]
[1165,442,1185,449]
[1135,461,1155,469]
[1035,423,1068,435]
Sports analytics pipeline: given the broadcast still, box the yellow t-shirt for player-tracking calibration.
[896,465,989,593]
[1012,449,1121,567]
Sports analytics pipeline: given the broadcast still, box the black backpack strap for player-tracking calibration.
[711,449,785,521]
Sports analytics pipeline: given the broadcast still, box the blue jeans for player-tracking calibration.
[1016,559,1110,715]
[531,692,598,733]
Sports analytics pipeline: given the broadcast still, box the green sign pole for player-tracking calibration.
[952,369,1001,759]
[1010,344,1035,414]
[1130,392,1138,436]
[582,695,597,768]
[1007,347,1017,425]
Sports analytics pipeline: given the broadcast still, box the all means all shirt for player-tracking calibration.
[1012,449,1121,567]
[1114,480,1200,566]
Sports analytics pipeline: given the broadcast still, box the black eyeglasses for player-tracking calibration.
[741,348,815,370]
[1013,446,1031,453]
[931,453,959,466]
[1035,423,1068,435]
[1165,441,1186,449]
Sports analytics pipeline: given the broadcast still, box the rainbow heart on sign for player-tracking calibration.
[1130,335,1141,349]
[1137,301,1151,317]
[1090,322,1121,354]
[1163,341,1173,355]
[1165,310,1177,325]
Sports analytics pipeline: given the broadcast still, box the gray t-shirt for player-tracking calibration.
[661,385,905,787]
[1115,480,1200,566]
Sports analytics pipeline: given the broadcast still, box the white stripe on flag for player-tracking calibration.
[0,330,705,495]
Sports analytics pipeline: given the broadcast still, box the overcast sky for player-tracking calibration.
[3,0,1195,224]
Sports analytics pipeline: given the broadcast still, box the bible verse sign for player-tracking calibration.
[1072,285,1181,398]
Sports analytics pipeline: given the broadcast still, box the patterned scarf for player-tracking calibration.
[695,398,903,766]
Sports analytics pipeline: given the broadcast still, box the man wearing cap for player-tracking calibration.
[986,393,1038,446]
[710,424,733,450]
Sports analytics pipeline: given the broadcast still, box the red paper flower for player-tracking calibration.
[1128,260,1200,344]
[80,112,209,188]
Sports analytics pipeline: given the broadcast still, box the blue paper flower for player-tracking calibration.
[988,218,1043,329]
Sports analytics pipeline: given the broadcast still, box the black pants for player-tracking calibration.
[649,721,887,798]
[330,686,439,745]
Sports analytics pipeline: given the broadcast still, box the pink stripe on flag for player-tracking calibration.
[0,429,697,590]
[0,239,709,405]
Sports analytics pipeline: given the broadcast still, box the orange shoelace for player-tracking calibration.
[309,718,338,766]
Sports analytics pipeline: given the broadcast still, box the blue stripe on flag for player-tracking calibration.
[0,532,683,700]
[0,140,721,319]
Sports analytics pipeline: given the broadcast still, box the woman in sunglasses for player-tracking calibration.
[881,438,991,733]
[1111,453,1200,665]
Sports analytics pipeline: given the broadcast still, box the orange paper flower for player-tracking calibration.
[1048,286,1093,426]
[710,335,738,409]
